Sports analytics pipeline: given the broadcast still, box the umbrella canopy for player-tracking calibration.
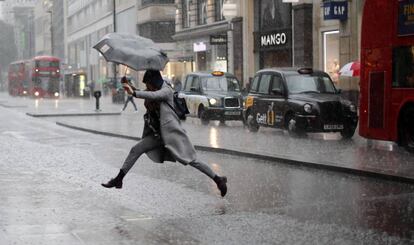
[93,33,169,71]
[339,61,360,77]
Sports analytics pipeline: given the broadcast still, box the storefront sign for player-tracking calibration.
[254,29,291,52]
[210,35,227,45]
[193,42,207,52]
[398,0,414,36]
[260,32,287,47]
[323,1,348,21]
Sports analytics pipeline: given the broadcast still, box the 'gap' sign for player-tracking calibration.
[323,1,348,21]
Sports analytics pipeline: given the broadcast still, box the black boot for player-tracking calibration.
[213,175,227,197]
[101,170,125,189]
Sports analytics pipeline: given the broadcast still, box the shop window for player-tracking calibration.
[393,46,414,88]
[258,74,271,94]
[323,30,340,84]
[198,0,208,25]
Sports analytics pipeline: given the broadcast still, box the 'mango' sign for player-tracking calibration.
[399,0,414,36]
[254,29,292,51]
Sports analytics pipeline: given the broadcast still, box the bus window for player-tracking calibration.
[35,60,59,67]
[393,46,414,88]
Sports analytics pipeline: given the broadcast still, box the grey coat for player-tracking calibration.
[133,82,197,165]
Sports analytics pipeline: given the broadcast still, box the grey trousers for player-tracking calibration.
[121,135,217,179]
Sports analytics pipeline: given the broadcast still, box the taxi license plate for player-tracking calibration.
[224,111,241,116]
[324,124,344,130]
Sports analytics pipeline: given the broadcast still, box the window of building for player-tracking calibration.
[198,0,207,25]
[182,0,190,28]
[142,0,174,6]
[138,21,175,43]
[323,30,340,84]
[393,46,414,88]
[259,0,291,31]
[215,0,224,21]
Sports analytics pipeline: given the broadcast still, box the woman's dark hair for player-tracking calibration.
[143,70,164,89]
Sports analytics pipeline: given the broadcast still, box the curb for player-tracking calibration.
[55,122,414,185]
[27,112,121,118]
[0,104,28,108]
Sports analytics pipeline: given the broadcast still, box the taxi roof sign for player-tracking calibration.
[212,71,225,76]
[298,68,313,74]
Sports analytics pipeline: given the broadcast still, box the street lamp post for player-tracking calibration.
[46,10,54,56]
[112,0,117,85]
[223,1,237,73]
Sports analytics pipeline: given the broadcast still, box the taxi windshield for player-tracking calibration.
[285,74,336,94]
[201,76,240,92]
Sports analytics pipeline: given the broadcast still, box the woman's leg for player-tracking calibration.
[102,136,162,188]
[131,98,138,111]
[188,160,216,179]
[121,135,163,174]
[122,99,129,111]
[189,160,227,197]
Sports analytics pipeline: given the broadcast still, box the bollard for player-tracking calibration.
[94,91,102,112]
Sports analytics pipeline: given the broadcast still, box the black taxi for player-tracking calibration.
[244,68,358,138]
[180,71,244,125]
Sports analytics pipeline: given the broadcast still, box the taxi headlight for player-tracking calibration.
[54,92,59,97]
[23,90,27,95]
[304,104,312,113]
[349,104,356,113]
[34,91,40,97]
[209,98,217,105]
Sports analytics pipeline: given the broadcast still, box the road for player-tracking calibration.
[0,102,414,244]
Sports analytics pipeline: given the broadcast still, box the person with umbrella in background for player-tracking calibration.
[101,70,228,197]
[121,77,138,112]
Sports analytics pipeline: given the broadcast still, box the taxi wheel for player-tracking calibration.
[400,107,414,153]
[246,111,259,132]
[286,115,305,137]
[198,107,210,125]
[340,125,355,139]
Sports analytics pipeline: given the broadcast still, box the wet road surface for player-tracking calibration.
[0,100,414,244]
[3,93,413,181]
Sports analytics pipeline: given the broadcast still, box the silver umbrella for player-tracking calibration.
[93,33,169,71]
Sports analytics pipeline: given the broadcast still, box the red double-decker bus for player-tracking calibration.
[8,56,61,98]
[8,60,28,96]
[360,0,414,151]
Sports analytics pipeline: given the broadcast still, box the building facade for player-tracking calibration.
[34,1,53,56]
[65,0,137,97]
[241,0,362,103]
[173,0,244,83]
[52,0,66,61]
[136,0,178,80]
[0,0,37,60]
[313,0,364,104]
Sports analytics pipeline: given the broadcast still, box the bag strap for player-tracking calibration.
[165,101,176,113]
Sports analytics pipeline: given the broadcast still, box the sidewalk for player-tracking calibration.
[2,92,414,183]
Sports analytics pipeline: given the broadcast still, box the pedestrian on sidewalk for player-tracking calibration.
[102,70,228,197]
[121,77,138,112]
